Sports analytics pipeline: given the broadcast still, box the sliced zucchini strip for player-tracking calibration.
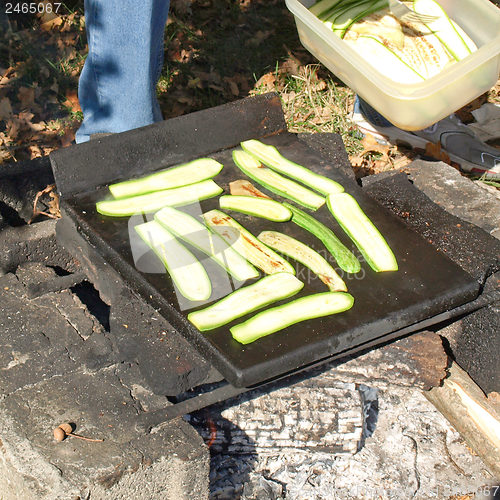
[413,0,476,61]
[231,292,354,344]
[155,206,259,282]
[135,221,211,302]
[240,139,344,195]
[96,180,223,217]
[233,150,325,211]
[188,273,304,331]
[330,0,387,37]
[202,209,295,275]
[284,203,361,274]
[326,193,398,272]
[109,158,223,199]
[258,231,347,292]
[219,195,292,222]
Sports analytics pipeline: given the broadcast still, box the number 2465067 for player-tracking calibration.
[5,3,62,14]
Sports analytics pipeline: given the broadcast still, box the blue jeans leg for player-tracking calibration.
[75,0,170,143]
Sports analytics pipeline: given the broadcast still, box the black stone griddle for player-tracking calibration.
[50,94,480,388]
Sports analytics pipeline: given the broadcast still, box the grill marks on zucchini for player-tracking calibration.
[202,209,296,275]
[258,231,347,292]
[187,273,304,331]
[135,221,212,302]
[155,206,259,282]
[327,193,398,272]
[230,292,355,344]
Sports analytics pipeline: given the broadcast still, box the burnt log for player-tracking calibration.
[425,362,500,478]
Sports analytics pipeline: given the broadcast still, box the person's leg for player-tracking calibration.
[76,0,170,143]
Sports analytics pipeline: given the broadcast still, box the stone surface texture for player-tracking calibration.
[0,263,210,499]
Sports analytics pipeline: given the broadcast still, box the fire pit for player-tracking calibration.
[1,93,498,498]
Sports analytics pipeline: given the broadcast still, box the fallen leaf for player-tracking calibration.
[48,190,61,217]
[40,16,63,32]
[252,72,276,93]
[6,119,20,140]
[18,87,35,109]
[349,155,365,167]
[425,141,451,164]
[187,77,202,89]
[29,184,60,224]
[360,134,390,157]
[246,30,272,46]
[0,97,12,120]
[60,127,75,148]
[28,144,43,159]
[223,77,239,96]
[63,91,81,113]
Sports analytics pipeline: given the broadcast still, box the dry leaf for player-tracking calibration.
[246,30,272,46]
[60,127,76,148]
[40,16,63,32]
[252,72,276,93]
[187,77,202,89]
[29,184,61,224]
[48,191,61,217]
[360,134,390,157]
[0,97,12,120]
[224,77,239,96]
[63,91,81,113]
[28,145,43,159]
[18,87,35,109]
[349,155,365,167]
[425,141,451,164]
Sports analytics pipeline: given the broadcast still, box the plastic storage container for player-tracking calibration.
[285,0,500,130]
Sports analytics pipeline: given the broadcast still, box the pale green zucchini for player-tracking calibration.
[309,0,344,19]
[326,193,398,272]
[258,231,347,292]
[232,150,325,211]
[135,221,211,302]
[231,292,355,344]
[330,0,387,37]
[284,203,361,273]
[219,195,292,222]
[109,158,223,199]
[188,273,304,331]
[96,180,223,217]
[413,0,476,61]
[155,206,259,282]
[240,139,344,195]
[202,209,295,275]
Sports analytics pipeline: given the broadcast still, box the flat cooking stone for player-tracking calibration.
[298,133,355,181]
[362,170,500,283]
